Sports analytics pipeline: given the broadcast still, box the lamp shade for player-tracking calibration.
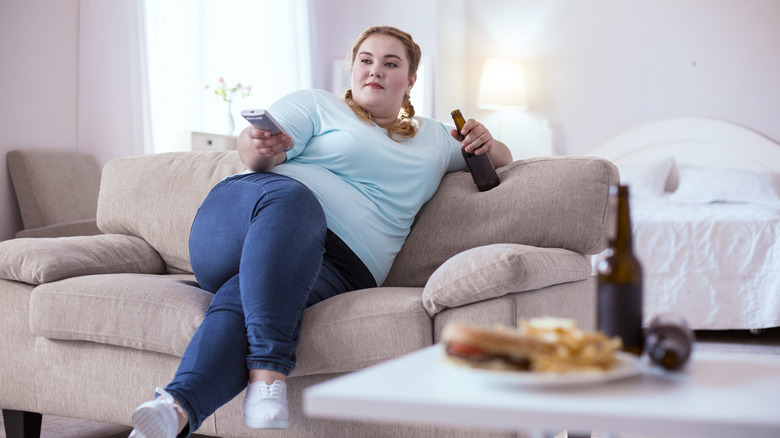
[477,57,527,110]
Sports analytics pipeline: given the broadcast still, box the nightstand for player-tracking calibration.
[191,131,238,151]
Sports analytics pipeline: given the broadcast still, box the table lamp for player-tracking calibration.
[476,57,555,157]
[477,57,527,110]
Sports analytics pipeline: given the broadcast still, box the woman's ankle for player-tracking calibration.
[173,401,189,435]
[249,369,286,385]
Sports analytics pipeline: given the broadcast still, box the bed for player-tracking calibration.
[586,118,780,331]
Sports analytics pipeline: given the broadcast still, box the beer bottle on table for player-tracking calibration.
[451,109,500,192]
[597,185,644,356]
[645,313,695,370]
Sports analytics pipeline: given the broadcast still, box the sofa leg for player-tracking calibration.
[2,410,42,438]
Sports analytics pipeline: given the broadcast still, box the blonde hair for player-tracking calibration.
[344,26,421,141]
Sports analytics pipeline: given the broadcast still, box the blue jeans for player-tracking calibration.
[165,172,375,436]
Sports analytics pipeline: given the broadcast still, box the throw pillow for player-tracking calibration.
[422,243,592,317]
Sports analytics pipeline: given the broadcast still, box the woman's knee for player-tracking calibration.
[259,179,326,230]
[277,180,320,210]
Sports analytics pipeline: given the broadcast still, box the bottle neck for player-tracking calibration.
[610,186,633,251]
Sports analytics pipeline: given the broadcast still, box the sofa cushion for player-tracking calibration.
[422,244,592,316]
[30,274,211,356]
[97,151,245,274]
[384,157,619,287]
[30,274,431,376]
[292,286,431,377]
[0,234,166,285]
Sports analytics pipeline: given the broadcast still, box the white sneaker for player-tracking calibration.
[244,380,289,429]
[129,387,182,438]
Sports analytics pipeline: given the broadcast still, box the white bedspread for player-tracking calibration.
[595,199,780,330]
[584,117,780,330]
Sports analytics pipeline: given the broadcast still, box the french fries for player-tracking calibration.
[518,317,622,372]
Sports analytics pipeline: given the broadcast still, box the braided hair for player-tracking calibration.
[344,26,421,141]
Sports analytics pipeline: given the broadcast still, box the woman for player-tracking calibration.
[129,25,512,438]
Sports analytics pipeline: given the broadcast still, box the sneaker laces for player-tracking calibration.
[257,382,285,401]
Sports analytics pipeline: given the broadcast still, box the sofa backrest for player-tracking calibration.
[97,152,245,273]
[97,152,618,280]
[383,156,619,286]
[7,149,102,229]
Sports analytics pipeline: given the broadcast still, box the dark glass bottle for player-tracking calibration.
[451,109,500,192]
[645,313,695,370]
[597,185,644,356]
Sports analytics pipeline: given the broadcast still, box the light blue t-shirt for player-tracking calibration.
[266,89,464,285]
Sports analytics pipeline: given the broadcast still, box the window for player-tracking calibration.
[144,0,310,153]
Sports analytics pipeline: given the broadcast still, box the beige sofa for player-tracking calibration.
[6,150,103,238]
[0,151,619,438]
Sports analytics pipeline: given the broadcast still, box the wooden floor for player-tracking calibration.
[2,328,779,438]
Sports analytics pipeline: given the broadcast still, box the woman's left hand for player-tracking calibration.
[450,118,493,155]
[450,119,513,167]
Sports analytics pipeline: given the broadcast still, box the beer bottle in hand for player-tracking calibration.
[451,109,500,192]
[597,185,644,355]
[645,313,695,370]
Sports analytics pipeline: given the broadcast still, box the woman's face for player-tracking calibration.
[350,33,416,122]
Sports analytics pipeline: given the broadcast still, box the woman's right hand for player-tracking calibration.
[237,126,293,172]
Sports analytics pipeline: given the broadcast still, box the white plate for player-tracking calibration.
[439,350,644,387]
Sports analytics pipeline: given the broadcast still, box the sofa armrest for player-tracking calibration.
[14,219,102,239]
[385,156,620,287]
[0,234,166,285]
[422,244,592,317]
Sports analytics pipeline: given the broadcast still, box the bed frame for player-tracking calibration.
[587,117,780,190]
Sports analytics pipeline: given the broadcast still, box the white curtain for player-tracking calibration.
[145,0,312,153]
[77,0,310,161]
[78,0,151,166]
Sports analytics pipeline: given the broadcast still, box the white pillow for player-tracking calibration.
[617,156,675,198]
[669,166,780,204]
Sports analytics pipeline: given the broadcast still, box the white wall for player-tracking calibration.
[455,0,780,156]
[0,0,80,241]
[311,0,780,159]
[308,0,439,105]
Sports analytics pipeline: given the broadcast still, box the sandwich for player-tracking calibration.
[441,322,553,371]
[440,317,621,373]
